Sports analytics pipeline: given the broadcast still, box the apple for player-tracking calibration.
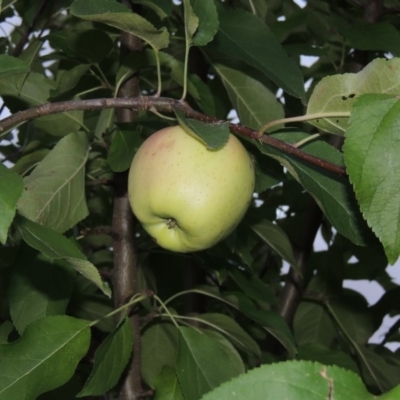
[128,125,255,252]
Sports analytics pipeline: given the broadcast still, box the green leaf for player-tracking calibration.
[344,94,400,264]
[70,0,169,51]
[51,64,90,98]
[11,149,49,176]
[154,366,185,400]
[200,361,374,400]
[255,132,370,246]
[190,0,219,46]
[67,30,113,64]
[307,58,400,135]
[214,64,284,130]
[229,268,276,305]
[356,347,400,393]
[0,316,90,400]
[197,313,261,358]
[141,322,179,388]
[176,326,244,400]
[34,111,85,137]
[18,132,89,233]
[15,215,111,297]
[298,343,359,373]
[380,384,400,399]
[0,321,13,344]
[174,107,230,150]
[249,219,298,267]
[8,247,75,334]
[107,128,142,172]
[183,0,199,41]
[241,307,297,358]
[77,317,133,397]
[0,71,54,105]
[132,0,173,20]
[294,301,336,348]
[340,22,400,56]
[209,9,305,100]
[0,55,29,79]
[0,163,23,244]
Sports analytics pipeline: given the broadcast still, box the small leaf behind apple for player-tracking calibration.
[174,107,230,150]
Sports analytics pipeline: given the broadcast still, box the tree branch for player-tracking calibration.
[112,2,143,397]
[0,97,346,176]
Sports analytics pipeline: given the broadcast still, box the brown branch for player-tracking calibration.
[0,97,346,176]
[112,1,143,398]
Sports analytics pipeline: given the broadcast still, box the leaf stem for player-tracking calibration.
[248,0,256,14]
[258,111,351,136]
[153,49,162,97]
[153,294,179,329]
[89,294,147,327]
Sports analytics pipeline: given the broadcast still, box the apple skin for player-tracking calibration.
[128,125,255,252]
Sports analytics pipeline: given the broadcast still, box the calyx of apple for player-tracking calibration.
[128,125,255,252]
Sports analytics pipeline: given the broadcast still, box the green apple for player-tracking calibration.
[128,125,255,252]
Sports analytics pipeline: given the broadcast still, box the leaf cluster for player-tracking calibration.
[1,0,400,399]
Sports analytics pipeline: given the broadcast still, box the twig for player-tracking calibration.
[0,97,346,176]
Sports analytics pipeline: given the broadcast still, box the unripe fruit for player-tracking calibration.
[128,125,255,252]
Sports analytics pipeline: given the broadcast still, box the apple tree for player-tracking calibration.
[2,0,400,399]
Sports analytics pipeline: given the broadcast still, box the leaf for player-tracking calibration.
[249,219,298,267]
[16,216,111,297]
[208,8,305,100]
[356,347,400,393]
[18,132,89,233]
[154,366,185,400]
[214,64,284,130]
[67,30,113,64]
[182,0,199,41]
[255,132,371,246]
[327,297,383,391]
[141,322,179,388]
[0,316,90,400]
[380,384,400,399]
[229,268,276,305]
[174,107,230,150]
[298,343,359,373]
[190,0,219,46]
[344,94,400,264]
[0,163,23,244]
[0,321,13,345]
[51,64,90,98]
[294,301,336,348]
[0,55,29,79]
[132,0,173,20]
[107,128,142,172]
[200,360,374,400]
[240,307,297,358]
[70,0,169,51]
[8,247,75,334]
[11,149,49,176]
[340,22,400,56]
[307,58,400,135]
[34,110,85,137]
[176,326,244,400]
[197,313,261,358]
[77,317,133,396]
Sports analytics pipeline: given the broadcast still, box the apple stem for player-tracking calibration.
[166,218,178,229]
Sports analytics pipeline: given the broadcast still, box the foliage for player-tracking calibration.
[1,0,400,399]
